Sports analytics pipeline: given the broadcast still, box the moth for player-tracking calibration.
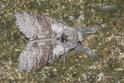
[15,11,98,72]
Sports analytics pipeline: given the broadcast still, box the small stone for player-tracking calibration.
[78,15,85,21]
[69,16,75,21]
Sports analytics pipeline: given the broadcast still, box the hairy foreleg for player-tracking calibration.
[74,42,98,59]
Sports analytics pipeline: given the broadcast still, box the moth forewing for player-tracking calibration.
[15,12,38,40]
[18,40,53,72]
[15,12,52,40]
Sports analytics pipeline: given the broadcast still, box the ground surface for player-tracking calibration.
[0,0,124,83]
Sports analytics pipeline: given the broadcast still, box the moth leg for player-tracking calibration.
[74,42,98,59]
[60,51,70,67]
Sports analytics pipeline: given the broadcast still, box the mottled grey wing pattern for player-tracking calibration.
[15,12,53,72]
[18,40,53,72]
[15,12,52,40]
[15,11,99,72]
